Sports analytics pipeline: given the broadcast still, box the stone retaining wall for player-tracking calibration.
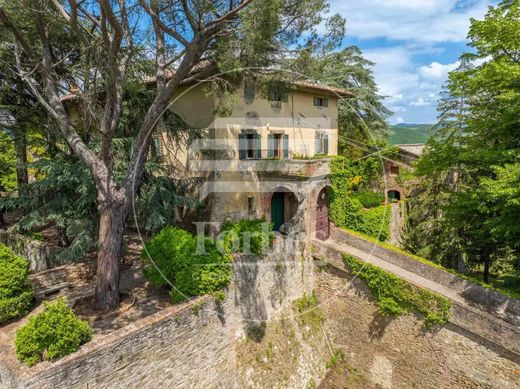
[331,227,520,326]
[0,239,316,388]
[0,230,63,272]
[311,238,520,356]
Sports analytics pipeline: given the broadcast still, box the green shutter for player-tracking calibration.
[239,134,247,160]
[267,134,274,158]
[152,137,162,157]
[283,134,289,159]
[254,133,261,159]
[324,133,329,155]
[324,97,329,107]
[313,97,319,106]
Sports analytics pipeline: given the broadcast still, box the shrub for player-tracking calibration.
[343,254,451,328]
[352,191,384,208]
[0,244,34,324]
[357,205,391,242]
[219,218,273,255]
[15,298,92,366]
[292,290,325,330]
[142,226,232,303]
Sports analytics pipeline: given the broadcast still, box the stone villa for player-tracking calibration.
[147,79,353,240]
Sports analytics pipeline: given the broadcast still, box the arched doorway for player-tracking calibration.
[388,190,401,202]
[270,189,298,232]
[315,187,330,240]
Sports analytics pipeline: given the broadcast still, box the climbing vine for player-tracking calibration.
[343,254,451,328]
[328,156,390,241]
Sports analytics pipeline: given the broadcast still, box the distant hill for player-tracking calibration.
[389,123,434,145]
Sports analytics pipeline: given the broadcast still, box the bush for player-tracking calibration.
[219,218,273,255]
[343,254,451,328]
[142,226,232,303]
[0,244,34,324]
[15,298,92,366]
[357,205,391,242]
[352,191,384,208]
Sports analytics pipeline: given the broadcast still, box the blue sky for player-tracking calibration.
[330,0,497,124]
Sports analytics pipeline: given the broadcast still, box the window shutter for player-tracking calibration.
[239,134,247,160]
[254,133,261,159]
[267,134,274,158]
[152,137,162,157]
[281,90,288,102]
[283,134,289,159]
[324,97,329,107]
[315,132,321,154]
[313,97,319,106]
[324,133,329,155]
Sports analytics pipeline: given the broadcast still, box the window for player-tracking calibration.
[248,197,255,213]
[243,81,255,104]
[313,96,329,107]
[267,85,288,103]
[390,166,399,175]
[315,132,329,155]
[268,133,289,159]
[152,136,162,157]
[239,132,261,160]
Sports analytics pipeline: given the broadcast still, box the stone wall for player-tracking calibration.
[0,230,63,273]
[331,227,520,326]
[2,236,519,388]
[315,265,520,388]
[1,238,316,389]
[311,235,520,356]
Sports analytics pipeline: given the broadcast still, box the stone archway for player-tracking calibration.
[270,189,298,232]
[388,190,401,202]
[315,187,330,240]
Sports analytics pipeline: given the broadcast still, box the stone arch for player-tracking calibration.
[269,187,299,232]
[315,186,331,240]
[388,190,401,202]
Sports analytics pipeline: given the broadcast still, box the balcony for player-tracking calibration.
[254,157,331,180]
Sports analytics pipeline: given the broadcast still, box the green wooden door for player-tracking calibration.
[271,192,285,231]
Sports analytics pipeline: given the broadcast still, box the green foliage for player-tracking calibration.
[389,124,433,145]
[142,226,232,304]
[290,46,391,159]
[15,298,92,366]
[325,349,346,369]
[343,254,451,328]
[0,131,17,192]
[0,243,34,324]
[358,205,391,242]
[292,290,325,330]
[220,218,274,255]
[329,156,389,241]
[405,1,520,284]
[352,191,384,208]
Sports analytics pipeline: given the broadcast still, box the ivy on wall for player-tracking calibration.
[343,254,451,328]
[328,156,390,241]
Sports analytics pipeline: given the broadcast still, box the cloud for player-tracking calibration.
[331,0,493,43]
[409,98,431,107]
[418,61,460,79]
[327,0,494,123]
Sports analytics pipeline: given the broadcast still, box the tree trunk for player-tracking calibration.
[483,258,491,284]
[14,129,29,197]
[94,204,124,311]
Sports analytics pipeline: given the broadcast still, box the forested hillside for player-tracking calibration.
[389,123,433,145]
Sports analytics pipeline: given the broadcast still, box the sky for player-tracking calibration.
[331,0,498,124]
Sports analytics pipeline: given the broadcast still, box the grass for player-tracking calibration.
[341,228,520,301]
[343,254,451,328]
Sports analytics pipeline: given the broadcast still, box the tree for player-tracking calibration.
[291,46,391,159]
[0,0,343,310]
[403,0,520,282]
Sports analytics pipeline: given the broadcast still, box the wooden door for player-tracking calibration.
[271,192,285,231]
[316,191,329,240]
